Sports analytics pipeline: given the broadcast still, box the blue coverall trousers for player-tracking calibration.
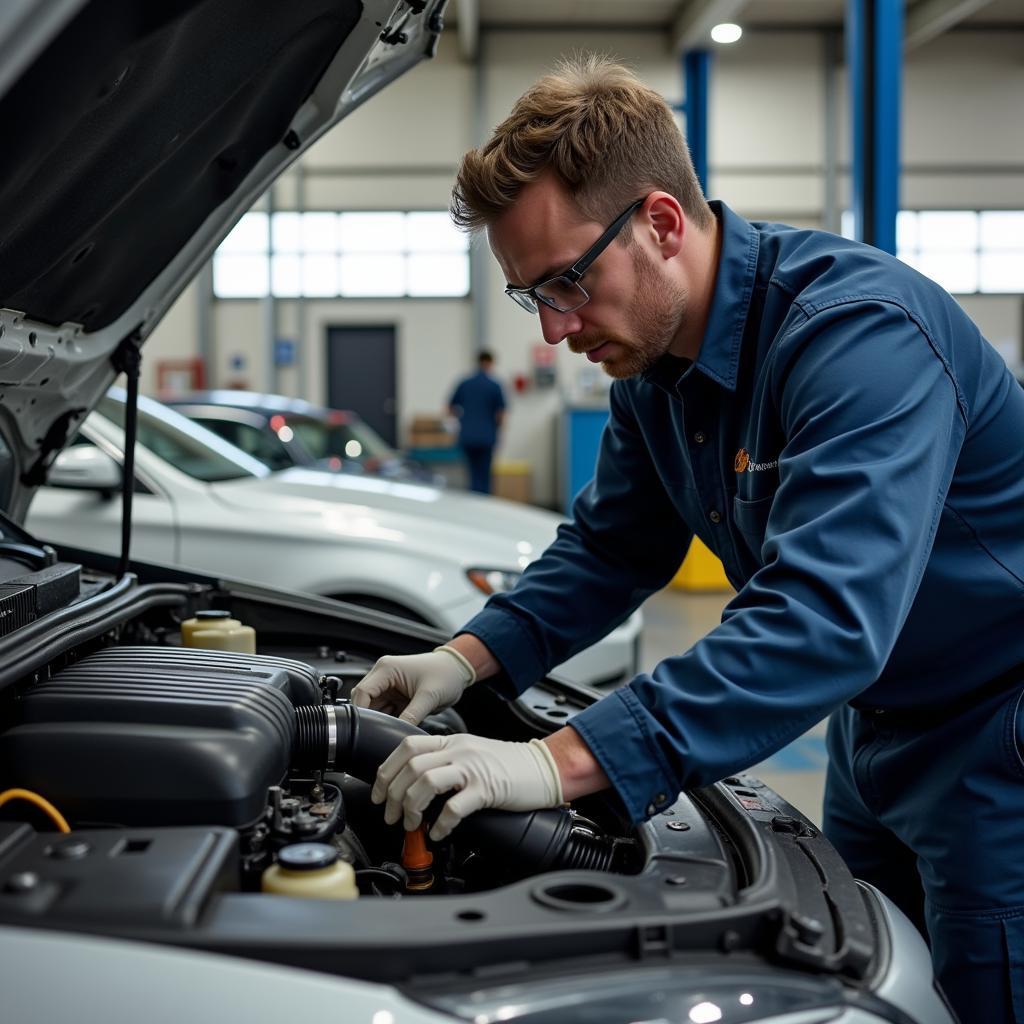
[461,443,494,494]
[824,680,1024,1022]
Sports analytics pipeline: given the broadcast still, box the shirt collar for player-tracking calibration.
[643,200,760,395]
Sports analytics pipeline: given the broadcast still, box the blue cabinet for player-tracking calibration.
[562,406,609,512]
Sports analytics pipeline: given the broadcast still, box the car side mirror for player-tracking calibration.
[47,446,123,494]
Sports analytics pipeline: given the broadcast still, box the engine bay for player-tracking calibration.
[0,544,878,990]
[1,639,634,900]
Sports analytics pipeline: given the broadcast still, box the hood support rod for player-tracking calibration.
[110,328,143,579]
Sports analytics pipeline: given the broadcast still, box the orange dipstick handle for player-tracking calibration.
[402,825,434,871]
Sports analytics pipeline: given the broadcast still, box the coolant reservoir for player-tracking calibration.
[262,843,358,899]
[181,609,256,653]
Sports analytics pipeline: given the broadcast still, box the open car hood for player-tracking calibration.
[0,0,446,521]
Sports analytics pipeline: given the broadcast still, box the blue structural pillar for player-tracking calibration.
[682,50,711,197]
[846,0,903,254]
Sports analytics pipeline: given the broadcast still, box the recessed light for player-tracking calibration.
[711,23,743,44]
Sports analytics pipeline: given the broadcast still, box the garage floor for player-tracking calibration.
[637,588,828,826]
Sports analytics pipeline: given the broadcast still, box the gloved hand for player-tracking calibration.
[351,645,476,725]
[372,734,564,841]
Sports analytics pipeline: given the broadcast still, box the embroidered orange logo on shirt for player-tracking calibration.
[734,449,750,473]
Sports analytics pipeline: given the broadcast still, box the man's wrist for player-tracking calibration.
[542,726,611,802]
[446,633,500,681]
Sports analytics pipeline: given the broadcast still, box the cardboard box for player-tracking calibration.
[493,460,531,503]
[407,414,453,449]
[408,431,453,448]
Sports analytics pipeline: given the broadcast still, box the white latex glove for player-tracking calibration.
[372,734,564,841]
[351,645,475,725]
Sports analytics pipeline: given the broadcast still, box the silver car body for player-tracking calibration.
[27,393,641,687]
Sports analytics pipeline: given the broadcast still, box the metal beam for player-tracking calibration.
[671,0,749,54]
[847,0,903,254]
[904,0,994,51]
[456,0,479,62]
[683,51,711,196]
[823,30,841,235]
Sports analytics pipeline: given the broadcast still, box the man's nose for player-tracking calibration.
[538,305,582,346]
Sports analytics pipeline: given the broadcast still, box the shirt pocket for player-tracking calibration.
[733,493,775,555]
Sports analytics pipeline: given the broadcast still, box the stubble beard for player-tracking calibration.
[567,246,687,380]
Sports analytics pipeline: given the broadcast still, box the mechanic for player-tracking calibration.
[448,350,507,493]
[353,56,1024,1019]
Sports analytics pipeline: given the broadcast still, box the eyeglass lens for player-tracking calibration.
[534,277,588,313]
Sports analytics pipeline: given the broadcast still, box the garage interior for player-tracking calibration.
[131,0,1024,825]
[3,1,1024,1018]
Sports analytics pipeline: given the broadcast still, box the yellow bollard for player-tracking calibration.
[671,537,732,592]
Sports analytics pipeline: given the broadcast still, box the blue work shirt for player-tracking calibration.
[460,200,1024,822]
[449,370,506,447]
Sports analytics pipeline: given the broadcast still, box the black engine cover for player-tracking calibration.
[0,646,302,827]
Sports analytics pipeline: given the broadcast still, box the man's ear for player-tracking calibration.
[643,193,684,260]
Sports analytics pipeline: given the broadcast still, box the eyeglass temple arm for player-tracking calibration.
[565,199,645,281]
[504,198,645,294]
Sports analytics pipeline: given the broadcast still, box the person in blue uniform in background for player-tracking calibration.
[355,56,1024,1020]
[448,351,506,493]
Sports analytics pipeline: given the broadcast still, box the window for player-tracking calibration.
[97,398,264,483]
[840,210,1024,295]
[213,210,469,299]
[289,415,395,463]
[194,418,295,472]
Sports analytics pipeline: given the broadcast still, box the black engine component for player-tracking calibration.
[0,647,298,827]
[0,584,36,639]
[88,645,324,705]
[0,558,82,638]
[293,703,617,879]
[0,822,238,928]
[0,644,616,882]
[0,562,81,617]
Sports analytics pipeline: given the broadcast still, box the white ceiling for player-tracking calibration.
[447,0,1024,31]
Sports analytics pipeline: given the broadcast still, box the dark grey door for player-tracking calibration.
[326,325,397,446]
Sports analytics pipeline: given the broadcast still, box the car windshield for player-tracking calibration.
[289,416,395,463]
[98,395,267,483]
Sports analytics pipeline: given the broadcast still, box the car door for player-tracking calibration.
[26,433,178,563]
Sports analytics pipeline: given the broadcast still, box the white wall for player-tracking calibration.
[142,279,200,395]
[144,25,1024,506]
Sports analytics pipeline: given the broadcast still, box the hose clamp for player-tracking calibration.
[325,704,337,768]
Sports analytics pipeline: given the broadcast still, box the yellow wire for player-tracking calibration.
[0,788,71,833]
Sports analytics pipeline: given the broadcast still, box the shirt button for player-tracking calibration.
[654,792,667,804]
[709,509,722,524]
[693,431,707,445]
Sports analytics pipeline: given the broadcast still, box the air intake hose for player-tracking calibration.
[293,704,614,877]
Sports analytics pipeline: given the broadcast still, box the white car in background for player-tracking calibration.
[27,389,641,688]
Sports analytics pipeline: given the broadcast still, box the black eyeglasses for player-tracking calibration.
[504,198,645,314]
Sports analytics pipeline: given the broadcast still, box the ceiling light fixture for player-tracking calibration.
[710,22,743,44]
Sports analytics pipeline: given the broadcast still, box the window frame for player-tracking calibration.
[212,208,471,301]
[840,207,1024,296]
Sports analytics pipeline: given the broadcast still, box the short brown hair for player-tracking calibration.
[451,54,713,235]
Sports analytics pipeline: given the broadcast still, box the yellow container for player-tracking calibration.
[493,460,531,503]
[181,610,256,653]
[671,537,732,593]
[261,843,357,900]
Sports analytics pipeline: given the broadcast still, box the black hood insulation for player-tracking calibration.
[0,0,361,330]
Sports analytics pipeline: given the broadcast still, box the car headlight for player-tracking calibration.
[466,568,522,595]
